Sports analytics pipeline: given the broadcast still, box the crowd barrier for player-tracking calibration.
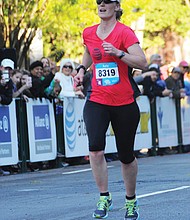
[0,96,190,171]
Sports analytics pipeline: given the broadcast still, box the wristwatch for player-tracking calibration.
[118,51,125,59]
[76,64,86,73]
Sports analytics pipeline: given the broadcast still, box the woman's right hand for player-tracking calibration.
[74,70,84,88]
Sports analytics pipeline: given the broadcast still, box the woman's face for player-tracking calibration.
[62,62,73,76]
[97,1,118,20]
[41,58,50,67]
[31,66,43,78]
[11,72,22,85]
[21,74,28,85]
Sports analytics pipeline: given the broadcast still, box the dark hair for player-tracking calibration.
[21,69,31,76]
[10,69,22,77]
[29,61,43,71]
[116,9,123,20]
[149,67,159,73]
[0,70,2,80]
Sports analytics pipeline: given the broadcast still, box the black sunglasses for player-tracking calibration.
[96,0,117,5]
[63,65,73,69]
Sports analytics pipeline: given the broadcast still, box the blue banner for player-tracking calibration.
[33,105,51,140]
[0,106,11,143]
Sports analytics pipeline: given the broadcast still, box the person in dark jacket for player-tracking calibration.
[165,67,186,99]
[0,70,13,105]
[141,64,172,103]
[29,61,55,98]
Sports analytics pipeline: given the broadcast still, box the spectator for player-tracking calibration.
[132,68,160,94]
[0,58,15,88]
[29,60,55,98]
[54,58,84,98]
[1,58,14,73]
[43,66,51,77]
[48,79,62,100]
[165,67,185,99]
[179,60,189,88]
[40,57,52,78]
[10,69,32,100]
[132,68,158,84]
[132,69,142,80]
[18,69,33,100]
[141,64,172,103]
[0,69,13,105]
[150,54,162,66]
[41,57,50,68]
[149,54,162,72]
[150,54,169,84]
[0,69,12,176]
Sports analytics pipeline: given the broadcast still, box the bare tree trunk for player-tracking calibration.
[162,30,178,64]
[0,0,5,48]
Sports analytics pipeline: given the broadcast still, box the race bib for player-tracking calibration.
[95,62,119,86]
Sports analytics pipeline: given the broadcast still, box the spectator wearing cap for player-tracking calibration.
[29,60,55,98]
[150,54,162,66]
[1,58,14,71]
[179,60,189,74]
[0,58,15,80]
[179,60,189,88]
[165,67,185,99]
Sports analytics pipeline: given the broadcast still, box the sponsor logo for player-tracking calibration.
[65,98,76,151]
[0,116,9,132]
[34,114,50,130]
[92,48,102,60]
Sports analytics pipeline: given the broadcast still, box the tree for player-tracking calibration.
[43,0,151,62]
[2,0,189,67]
[0,0,49,67]
[0,0,151,67]
[143,0,190,63]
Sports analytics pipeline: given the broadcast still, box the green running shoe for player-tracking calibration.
[93,194,113,219]
[124,199,139,220]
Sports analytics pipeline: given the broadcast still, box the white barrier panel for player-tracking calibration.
[64,97,88,157]
[26,98,57,162]
[156,97,178,148]
[0,101,18,166]
[64,97,117,157]
[64,96,152,157]
[181,96,190,145]
[135,96,152,150]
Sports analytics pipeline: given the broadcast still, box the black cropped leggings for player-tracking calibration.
[83,100,140,164]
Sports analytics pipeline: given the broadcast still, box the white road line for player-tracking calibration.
[62,165,114,175]
[137,186,190,199]
[18,189,39,192]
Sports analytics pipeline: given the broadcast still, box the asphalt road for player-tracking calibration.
[0,153,190,220]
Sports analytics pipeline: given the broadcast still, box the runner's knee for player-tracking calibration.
[118,153,135,164]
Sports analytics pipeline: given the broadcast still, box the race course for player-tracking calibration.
[1,153,190,220]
